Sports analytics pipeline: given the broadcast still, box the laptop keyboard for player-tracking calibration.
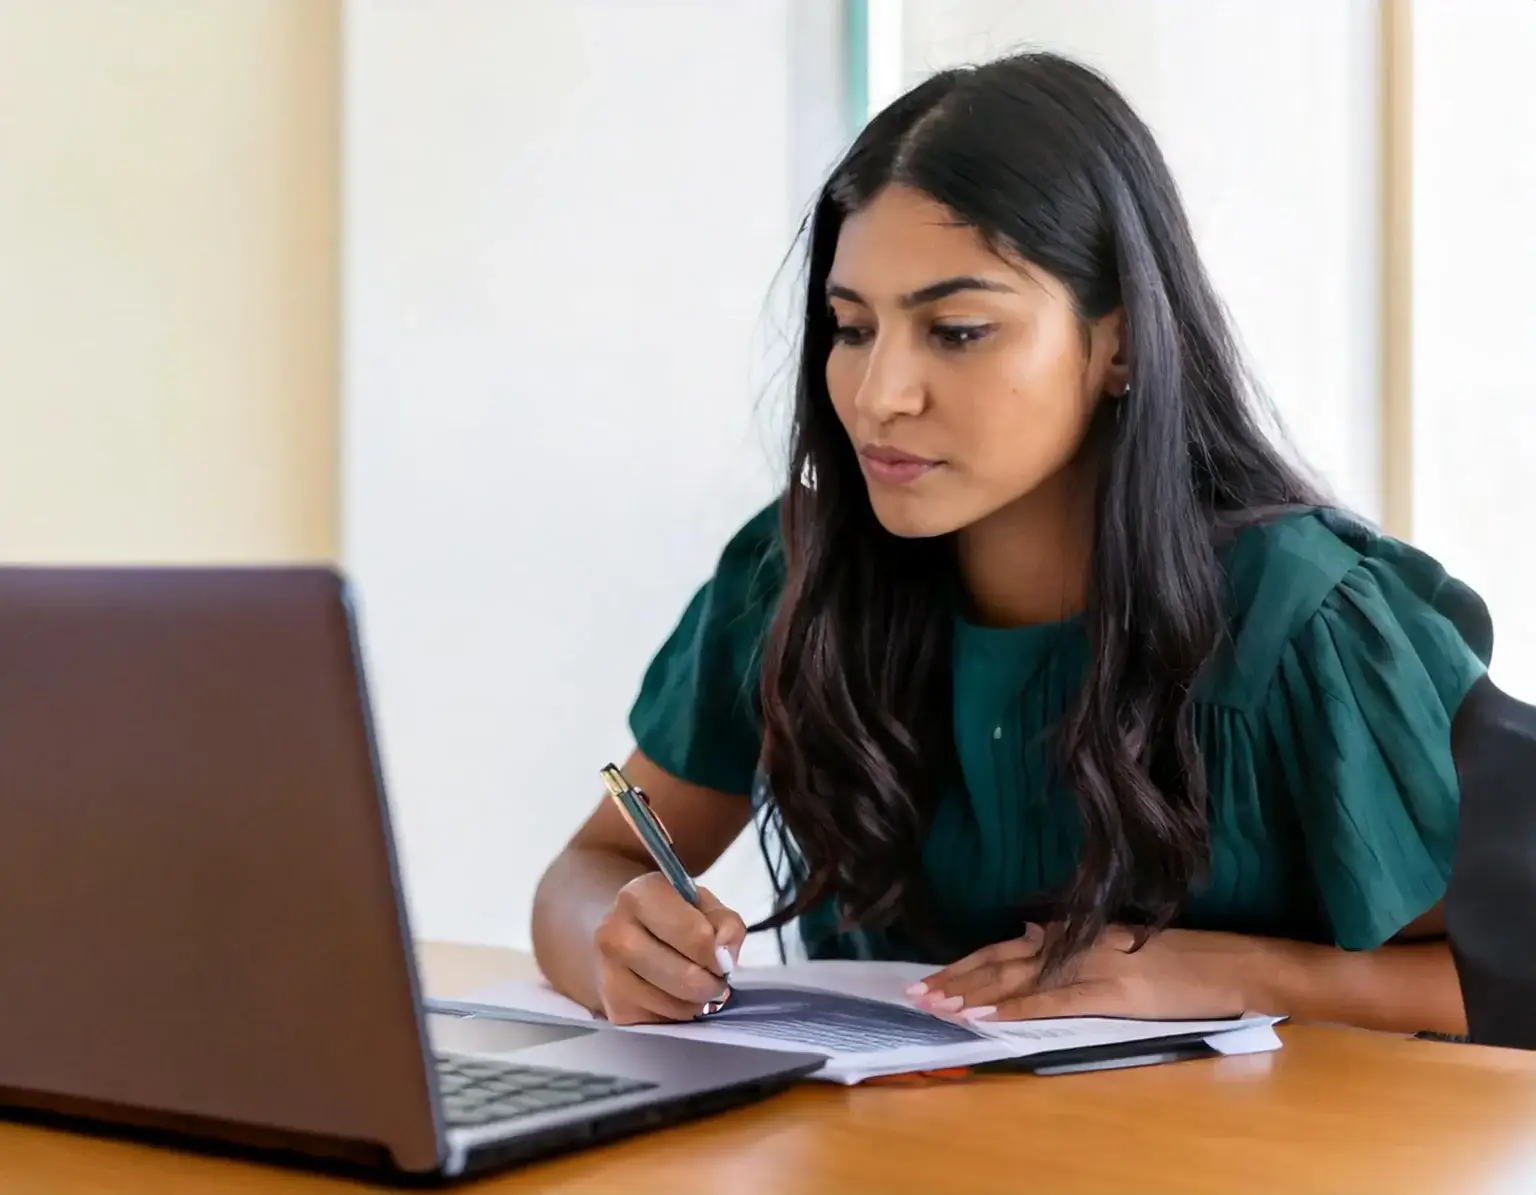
[433,1053,657,1128]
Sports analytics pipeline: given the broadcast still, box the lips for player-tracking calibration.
[859,445,941,486]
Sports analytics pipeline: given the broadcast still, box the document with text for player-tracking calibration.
[432,959,1282,1084]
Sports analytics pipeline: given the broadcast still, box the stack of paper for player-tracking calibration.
[432,959,1283,1085]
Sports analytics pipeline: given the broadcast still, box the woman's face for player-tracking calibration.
[825,184,1126,539]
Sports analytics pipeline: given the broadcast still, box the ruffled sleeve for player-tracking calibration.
[1260,514,1492,950]
[626,499,784,796]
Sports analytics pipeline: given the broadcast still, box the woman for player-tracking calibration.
[531,52,1489,1035]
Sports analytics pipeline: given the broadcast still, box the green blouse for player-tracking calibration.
[628,499,1494,963]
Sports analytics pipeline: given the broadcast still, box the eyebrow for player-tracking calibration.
[825,275,1017,308]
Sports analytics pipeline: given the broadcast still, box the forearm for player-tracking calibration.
[530,847,651,1011]
[1238,935,1466,1036]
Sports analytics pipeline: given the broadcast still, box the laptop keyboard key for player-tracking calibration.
[433,1053,657,1129]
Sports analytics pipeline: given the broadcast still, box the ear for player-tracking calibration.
[1090,308,1130,397]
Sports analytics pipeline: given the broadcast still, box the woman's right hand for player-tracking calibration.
[592,871,747,1024]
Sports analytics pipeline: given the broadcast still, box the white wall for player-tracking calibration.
[0,0,339,562]
[341,1,845,956]
[900,0,1384,521]
[1408,0,1536,700]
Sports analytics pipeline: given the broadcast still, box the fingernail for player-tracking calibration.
[963,1005,996,1022]
[932,995,963,1013]
[714,944,736,977]
[905,982,928,997]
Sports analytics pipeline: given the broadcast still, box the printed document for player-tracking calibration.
[435,960,1282,1084]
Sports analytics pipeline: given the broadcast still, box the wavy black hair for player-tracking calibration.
[753,52,1324,979]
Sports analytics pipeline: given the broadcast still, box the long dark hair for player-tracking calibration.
[753,52,1324,977]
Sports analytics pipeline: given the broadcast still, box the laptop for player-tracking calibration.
[0,565,824,1181]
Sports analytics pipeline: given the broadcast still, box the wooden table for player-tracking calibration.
[6,942,1536,1194]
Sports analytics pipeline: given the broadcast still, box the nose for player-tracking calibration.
[851,333,926,423]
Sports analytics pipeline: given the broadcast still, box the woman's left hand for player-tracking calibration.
[908,923,1274,1022]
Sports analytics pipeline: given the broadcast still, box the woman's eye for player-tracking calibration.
[931,323,994,349]
[831,324,873,347]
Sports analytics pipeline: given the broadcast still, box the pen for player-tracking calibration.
[600,763,735,1012]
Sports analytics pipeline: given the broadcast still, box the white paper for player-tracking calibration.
[1206,1021,1285,1055]
[448,961,1281,1085]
